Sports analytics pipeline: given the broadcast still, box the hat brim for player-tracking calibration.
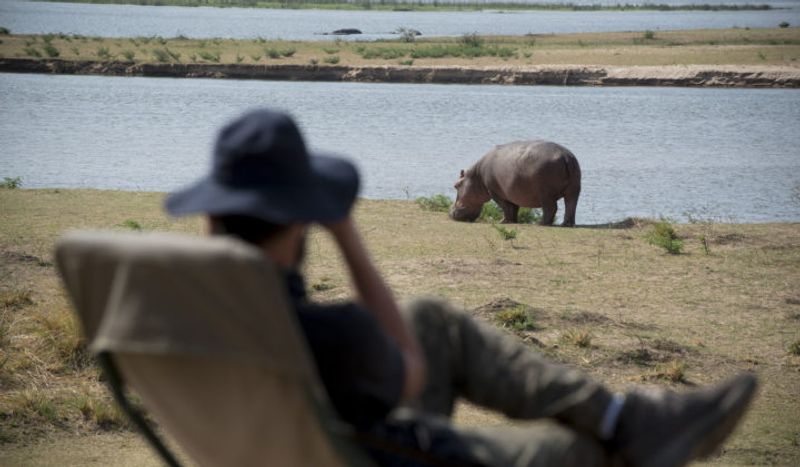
[165,154,359,224]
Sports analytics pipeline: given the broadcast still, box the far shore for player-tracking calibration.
[1,28,799,87]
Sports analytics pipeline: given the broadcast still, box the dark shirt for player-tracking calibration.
[285,271,405,429]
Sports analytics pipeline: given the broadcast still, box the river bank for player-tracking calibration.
[1,189,799,465]
[1,28,799,86]
[3,57,800,87]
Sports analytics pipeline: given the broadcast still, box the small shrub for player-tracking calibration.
[1,176,22,189]
[647,218,683,254]
[523,52,532,58]
[324,55,340,64]
[96,46,111,59]
[644,30,656,39]
[309,58,319,65]
[250,54,261,62]
[779,21,790,28]
[197,50,220,62]
[121,49,135,61]
[152,48,170,62]
[0,27,10,35]
[236,53,244,63]
[323,47,340,55]
[789,340,800,355]
[492,223,518,241]
[42,33,54,44]
[36,308,91,371]
[397,27,417,43]
[71,46,80,56]
[655,360,686,383]
[399,59,414,66]
[415,194,452,212]
[699,234,710,255]
[155,35,167,45]
[119,219,142,230]
[280,48,296,57]
[74,395,130,430]
[256,37,266,43]
[562,329,593,348]
[758,51,767,60]
[23,47,41,57]
[188,53,197,62]
[43,44,60,57]
[460,32,484,48]
[495,306,536,332]
[165,48,180,61]
[265,48,281,59]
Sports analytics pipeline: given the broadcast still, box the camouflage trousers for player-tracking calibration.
[376,297,614,467]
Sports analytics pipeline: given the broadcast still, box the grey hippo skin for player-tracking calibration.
[449,140,581,226]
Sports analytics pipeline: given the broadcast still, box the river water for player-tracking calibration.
[1,0,799,40]
[1,72,799,224]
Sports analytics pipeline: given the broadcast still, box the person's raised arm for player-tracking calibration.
[324,217,426,401]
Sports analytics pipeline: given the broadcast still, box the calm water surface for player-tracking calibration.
[1,1,799,40]
[1,73,799,224]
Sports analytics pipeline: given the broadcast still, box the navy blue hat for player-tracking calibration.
[166,109,359,223]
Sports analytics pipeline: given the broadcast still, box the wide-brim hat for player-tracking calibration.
[166,109,359,223]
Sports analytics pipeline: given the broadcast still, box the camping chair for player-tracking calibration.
[55,230,375,467]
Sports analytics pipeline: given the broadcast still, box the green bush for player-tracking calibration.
[43,44,60,57]
[197,50,220,62]
[644,30,656,39]
[121,49,135,61]
[119,219,142,231]
[479,201,541,224]
[324,55,340,64]
[152,48,170,62]
[779,21,790,28]
[647,218,684,254]
[1,177,22,189]
[0,27,10,35]
[96,46,111,59]
[460,32,484,48]
[789,340,800,355]
[495,306,536,332]
[265,48,281,59]
[492,223,518,241]
[415,194,452,212]
[280,48,296,57]
[23,47,41,58]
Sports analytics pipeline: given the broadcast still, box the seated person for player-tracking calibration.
[165,109,757,467]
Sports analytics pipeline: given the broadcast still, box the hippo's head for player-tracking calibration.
[449,169,485,222]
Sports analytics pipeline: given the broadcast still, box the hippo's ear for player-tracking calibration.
[460,169,465,178]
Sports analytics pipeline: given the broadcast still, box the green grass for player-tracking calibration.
[647,218,684,254]
[118,219,143,230]
[415,194,452,213]
[561,329,593,348]
[494,305,537,332]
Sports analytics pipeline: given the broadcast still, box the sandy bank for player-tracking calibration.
[2,58,799,87]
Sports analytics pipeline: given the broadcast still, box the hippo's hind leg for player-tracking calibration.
[495,198,519,224]
[561,184,580,227]
[540,198,557,226]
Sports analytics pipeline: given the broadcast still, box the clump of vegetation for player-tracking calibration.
[399,59,414,66]
[23,47,42,58]
[280,47,296,57]
[71,46,81,56]
[73,394,130,430]
[1,289,33,310]
[562,329,593,348]
[35,308,91,372]
[250,53,262,62]
[324,55,341,64]
[323,47,339,55]
[121,49,135,61]
[152,48,170,62]
[265,48,281,59]
[96,46,112,59]
[646,218,683,254]
[779,21,790,28]
[699,234,711,255]
[644,30,656,40]
[653,360,687,383]
[460,32,484,48]
[491,223,518,241]
[397,27,418,43]
[42,44,60,58]
[415,194,452,212]
[0,27,10,35]
[309,58,319,65]
[119,219,142,230]
[478,201,541,224]
[358,46,406,60]
[197,50,220,62]
[1,176,22,189]
[494,305,536,332]
[789,340,800,356]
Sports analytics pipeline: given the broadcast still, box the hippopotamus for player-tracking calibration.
[449,140,581,226]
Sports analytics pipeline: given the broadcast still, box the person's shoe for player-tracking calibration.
[611,373,758,467]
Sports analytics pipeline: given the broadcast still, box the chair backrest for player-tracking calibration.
[55,230,370,467]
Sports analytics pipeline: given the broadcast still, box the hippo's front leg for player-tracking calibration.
[494,198,519,224]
